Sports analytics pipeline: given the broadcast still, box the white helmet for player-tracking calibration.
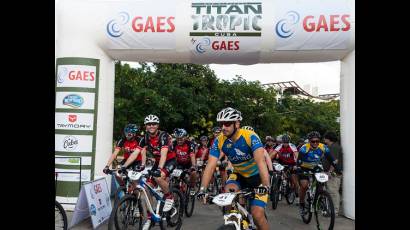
[242,126,254,131]
[144,114,160,124]
[216,107,243,122]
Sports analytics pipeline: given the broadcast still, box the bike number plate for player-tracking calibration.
[315,172,328,182]
[128,170,142,181]
[171,169,183,177]
[274,163,284,171]
[213,193,236,207]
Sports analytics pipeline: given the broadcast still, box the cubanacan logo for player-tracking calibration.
[63,94,84,108]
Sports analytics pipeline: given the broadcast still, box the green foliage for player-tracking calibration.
[113,62,340,141]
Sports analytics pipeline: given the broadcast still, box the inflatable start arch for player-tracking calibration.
[55,0,355,219]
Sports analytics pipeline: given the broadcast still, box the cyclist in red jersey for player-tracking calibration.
[121,115,176,213]
[196,136,210,166]
[173,128,198,188]
[103,124,146,183]
[270,134,299,195]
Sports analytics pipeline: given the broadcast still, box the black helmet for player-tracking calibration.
[307,131,321,140]
[200,136,209,142]
[212,127,222,133]
[124,124,138,140]
[282,134,290,143]
[174,128,188,138]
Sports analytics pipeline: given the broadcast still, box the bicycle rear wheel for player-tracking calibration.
[55,201,67,230]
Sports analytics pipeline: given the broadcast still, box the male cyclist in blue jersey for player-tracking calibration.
[197,107,270,230]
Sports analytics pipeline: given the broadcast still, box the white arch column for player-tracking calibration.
[340,50,355,219]
[55,0,115,209]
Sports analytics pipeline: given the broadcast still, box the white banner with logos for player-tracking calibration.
[55,168,92,182]
[103,0,176,49]
[55,156,92,166]
[55,112,94,131]
[70,178,112,229]
[273,0,351,50]
[55,91,95,110]
[55,134,93,153]
[189,0,262,63]
[56,65,97,88]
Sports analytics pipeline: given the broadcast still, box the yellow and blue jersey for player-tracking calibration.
[298,143,332,169]
[209,129,264,178]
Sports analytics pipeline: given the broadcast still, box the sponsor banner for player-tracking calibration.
[55,156,92,166]
[55,112,94,131]
[56,65,97,88]
[191,0,262,37]
[273,0,351,50]
[55,92,95,110]
[104,0,176,49]
[190,0,262,63]
[55,134,93,153]
[55,168,92,182]
[84,178,112,228]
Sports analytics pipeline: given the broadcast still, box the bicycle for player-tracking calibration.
[270,163,296,209]
[169,167,198,217]
[55,173,68,230]
[298,165,335,230]
[208,188,265,230]
[112,169,184,230]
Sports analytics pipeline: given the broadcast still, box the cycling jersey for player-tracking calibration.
[196,145,209,161]
[115,138,142,161]
[298,143,333,169]
[274,143,298,165]
[210,129,264,178]
[137,131,176,161]
[173,140,196,166]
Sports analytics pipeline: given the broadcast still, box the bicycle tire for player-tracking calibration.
[285,183,296,205]
[185,186,196,217]
[216,224,237,230]
[55,200,68,230]
[161,188,184,228]
[301,195,313,224]
[113,194,143,230]
[314,190,335,230]
[108,186,126,230]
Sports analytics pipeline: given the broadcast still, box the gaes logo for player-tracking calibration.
[63,136,78,151]
[63,94,84,108]
[57,67,68,83]
[68,114,77,123]
[107,12,130,38]
[192,37,211,54]
[275,11,300,38]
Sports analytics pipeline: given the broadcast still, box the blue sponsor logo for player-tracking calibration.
[107,12,130,38]
[90,204,97,216]
[63,94,84,108]
[191,37,211,54]
[275,11,300,38]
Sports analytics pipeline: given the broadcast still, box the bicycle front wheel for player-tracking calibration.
[113,194,143,230]
[55,201,67,230]
[314,190,335,230]
[163,188,184,228]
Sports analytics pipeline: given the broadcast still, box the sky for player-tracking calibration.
[125,61,341,95]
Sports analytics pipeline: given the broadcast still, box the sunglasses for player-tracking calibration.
[310,140,320,144]
[218,121,235,127]
[146,123,158,127]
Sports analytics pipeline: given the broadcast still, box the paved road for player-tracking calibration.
[67,198,354,230]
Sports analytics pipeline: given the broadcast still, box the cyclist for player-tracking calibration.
[173,128,198,189]
[198,107,270,230]
[196,136,210,166]
[297,131,341,216]
[270,134,299,199]
[103,124,146,183]
[120,115,177,228]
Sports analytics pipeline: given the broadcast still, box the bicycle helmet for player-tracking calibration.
[212,127,222,133]
[124,123,138,139]
[200,136,209,142]
[216,107,243,122]
[174,128,188,138]
[265,136,275,141]
[307,131,321,140]
[282,134,290,143]
[144,114,160,124]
